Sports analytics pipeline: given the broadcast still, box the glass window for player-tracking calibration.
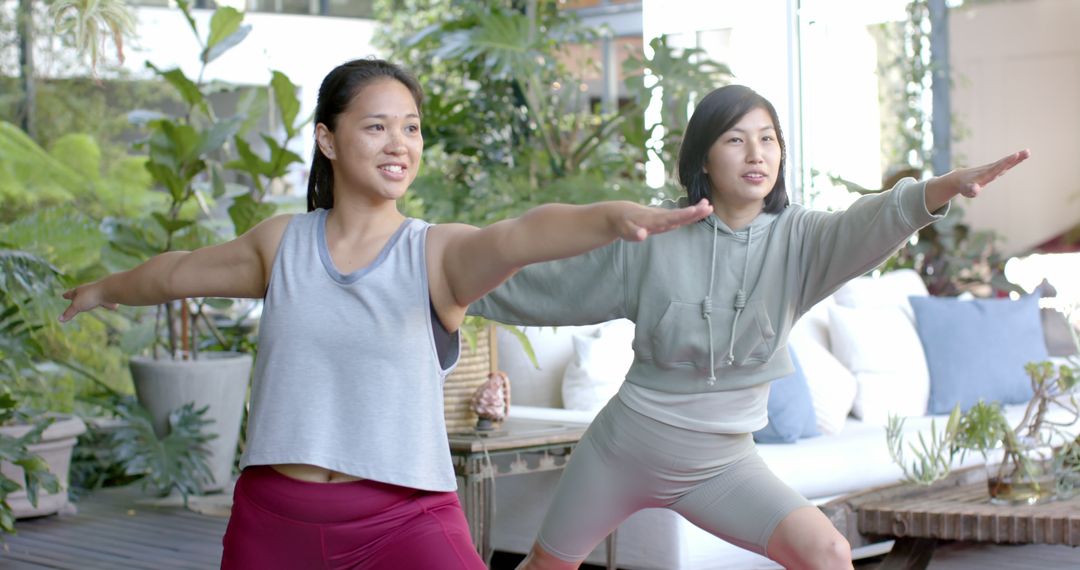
[326,0,374,18]
[797,0,914,209]
[249,0,313,15]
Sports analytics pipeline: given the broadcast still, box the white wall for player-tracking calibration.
[950,0,1080,255]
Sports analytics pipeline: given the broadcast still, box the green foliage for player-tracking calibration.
[377,0,730,357]
[857,0,1016,297]
[49,0,136,71]
[623,36,733,188]
[954,400,1011,456]
[0,245,128,414]
[0,250,61,384]
[225,71,308,235]
[878,199,1020,297]
[0,391,61,535]
[69,419,140,496]
[887,340,1080,488]
[0,121,159,223]
[123,1,303,358]
[886,408,961,485]
[378,0,731,226]
[83,395,215,502]
[0,122,80,218]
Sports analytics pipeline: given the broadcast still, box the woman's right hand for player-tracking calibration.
[59,282,117,323]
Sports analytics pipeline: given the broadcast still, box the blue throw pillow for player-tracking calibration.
[754,348,819,444]
[910,293,1048,414]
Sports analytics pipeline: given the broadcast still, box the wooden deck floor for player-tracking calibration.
[1,487,1077,569]
[1,486,228,570]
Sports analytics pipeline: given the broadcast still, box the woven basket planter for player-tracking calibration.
[444,324,495,433]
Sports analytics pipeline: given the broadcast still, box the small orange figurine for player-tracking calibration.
[471,371,511,431]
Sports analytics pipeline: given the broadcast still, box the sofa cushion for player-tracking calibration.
[753,348,819,443]
[495,324,606,408]
[562,320,635,413]
[828,303,931,424]
[789,297,857,435]
[910,293,1048,414]
[833,268,929,321]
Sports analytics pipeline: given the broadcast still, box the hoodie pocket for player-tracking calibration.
[649,299,776,370]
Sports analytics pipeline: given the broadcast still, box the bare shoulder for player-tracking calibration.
[425,222,480,256]
[244,213,296,264]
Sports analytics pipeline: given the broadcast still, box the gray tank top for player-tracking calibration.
[239,209,461,491]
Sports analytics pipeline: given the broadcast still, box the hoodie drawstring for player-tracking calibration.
[725,229,752,366]
[702,222,752,386]
[702,223,719,386]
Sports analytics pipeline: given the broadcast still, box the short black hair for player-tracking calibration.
[306,59,424,212]
[677,85,789,214]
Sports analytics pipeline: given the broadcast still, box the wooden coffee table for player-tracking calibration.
[820,466,1080,569]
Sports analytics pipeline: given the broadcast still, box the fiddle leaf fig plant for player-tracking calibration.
[118,1,309,358]
[225,70,309,236]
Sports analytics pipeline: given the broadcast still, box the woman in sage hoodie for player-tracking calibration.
[469,85,1029,570]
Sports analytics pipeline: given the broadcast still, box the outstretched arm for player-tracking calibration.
[924,149,1030,212]
[428,200,712,326]
[59,215,292,322]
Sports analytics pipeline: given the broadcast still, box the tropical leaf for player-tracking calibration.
[270,71,302,138]
[0,209,105,275]
[203,7,246,63]
[227,194,277,236]
[108,397,215,501]
[147,64,209,116]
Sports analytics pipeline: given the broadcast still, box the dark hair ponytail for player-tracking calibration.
[307,148,335,211]
[306,58,424,212]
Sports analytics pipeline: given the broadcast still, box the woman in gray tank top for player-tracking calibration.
[58,59,713,569]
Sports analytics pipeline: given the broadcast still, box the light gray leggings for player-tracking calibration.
[537,396,812,562]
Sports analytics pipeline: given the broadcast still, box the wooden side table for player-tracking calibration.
[820,466,1080,569]
[448,417,617,569]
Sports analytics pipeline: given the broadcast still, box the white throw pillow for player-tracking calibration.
[561,320,634,413]
[833,268,929,322]
[789,299,857,435]
[828,303,931,425]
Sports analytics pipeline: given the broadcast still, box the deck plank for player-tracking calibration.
[1,486,227,569]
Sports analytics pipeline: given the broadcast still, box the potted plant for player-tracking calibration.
[0,392,62,532]
[121,0,318,492]
[46,0,313,492]
[0,250,86,525]
[887,311,1080,504]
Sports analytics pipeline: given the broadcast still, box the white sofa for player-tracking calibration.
[486,270,1079,570]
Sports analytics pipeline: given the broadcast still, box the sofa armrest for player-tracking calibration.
[508,405,598,425]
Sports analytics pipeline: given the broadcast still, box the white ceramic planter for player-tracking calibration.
[0,414,86,518]
[129,352,252,492]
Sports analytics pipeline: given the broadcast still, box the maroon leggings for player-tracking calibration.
[221,466,486,569]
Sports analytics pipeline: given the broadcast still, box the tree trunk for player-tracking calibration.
[17,0,36,139]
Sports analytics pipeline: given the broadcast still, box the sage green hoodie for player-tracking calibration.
[469,178,945,393]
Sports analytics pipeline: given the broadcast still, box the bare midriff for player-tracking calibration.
[271,464,364,483]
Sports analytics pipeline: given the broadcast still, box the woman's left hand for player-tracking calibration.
[926,149,1030,210]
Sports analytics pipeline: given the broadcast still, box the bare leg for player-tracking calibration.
[515,542,583,570]
[766,506,853,570]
